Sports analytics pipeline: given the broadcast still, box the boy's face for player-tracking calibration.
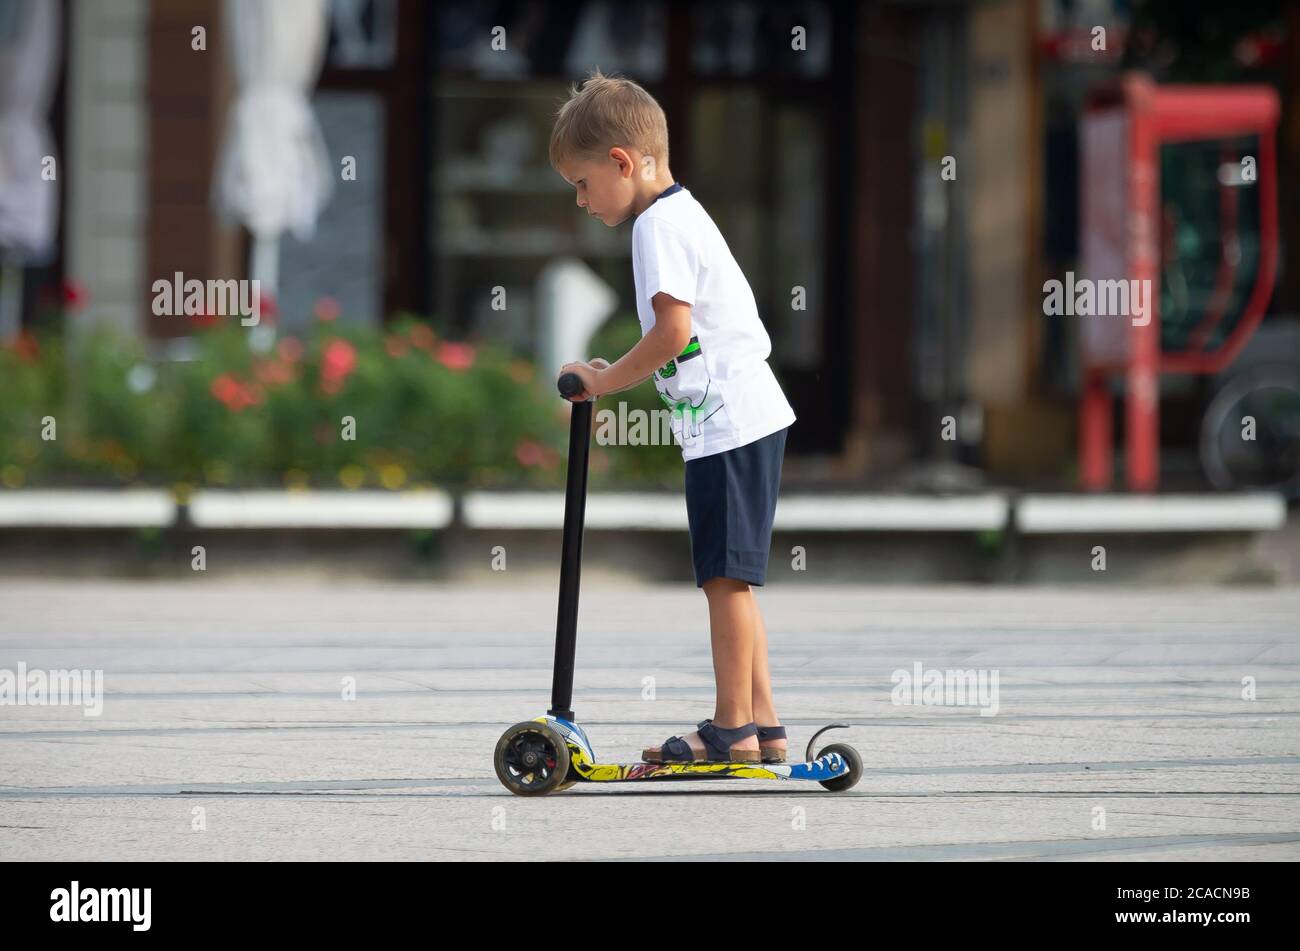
[557,148,639,227]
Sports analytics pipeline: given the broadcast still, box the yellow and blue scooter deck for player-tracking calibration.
[536,716,849,784]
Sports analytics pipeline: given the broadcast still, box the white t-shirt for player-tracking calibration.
[630,185,797,461]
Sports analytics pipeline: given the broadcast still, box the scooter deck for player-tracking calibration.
[537,716,850,784]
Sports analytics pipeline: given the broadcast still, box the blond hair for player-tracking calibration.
[549,69,669,169]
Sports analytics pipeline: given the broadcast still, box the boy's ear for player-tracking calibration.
[609,146,634,178]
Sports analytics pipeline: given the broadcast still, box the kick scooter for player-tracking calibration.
[492,372,863,796]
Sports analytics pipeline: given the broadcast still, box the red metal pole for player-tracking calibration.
[1123,76,1160,491]
[1080,367,1113,490]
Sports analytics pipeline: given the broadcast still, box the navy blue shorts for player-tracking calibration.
[684,426,788,588]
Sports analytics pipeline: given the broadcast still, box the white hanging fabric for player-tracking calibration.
[0,0,60,258]
[213,0,333,245]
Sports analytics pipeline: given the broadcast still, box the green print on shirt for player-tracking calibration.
[660,392,699,422]
[654,336,720,434]
[656,335,702,380]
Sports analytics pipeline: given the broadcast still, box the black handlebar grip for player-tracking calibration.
[557,372,587,399]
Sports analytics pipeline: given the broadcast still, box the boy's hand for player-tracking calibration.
[558,359,607,401]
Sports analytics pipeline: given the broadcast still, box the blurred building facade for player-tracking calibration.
[16,0,1300,489]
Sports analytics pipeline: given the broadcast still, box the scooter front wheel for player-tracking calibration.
[494,721,572,796]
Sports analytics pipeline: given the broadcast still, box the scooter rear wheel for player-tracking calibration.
[817,743,863,792]
[494,722,572,796]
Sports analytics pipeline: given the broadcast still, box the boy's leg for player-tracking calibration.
[704,577,758,751]
[750,589,786,755]
[646,427,787,761]
[641,575,759,759]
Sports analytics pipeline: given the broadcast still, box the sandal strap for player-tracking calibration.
[701,718,785,749]
[705,718,787,742]
[659,735,697,762]
[697,721,757,760]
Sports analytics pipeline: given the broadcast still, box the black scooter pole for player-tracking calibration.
[549,373,592,721]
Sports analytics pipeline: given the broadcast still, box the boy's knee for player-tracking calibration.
[703,576,749,595]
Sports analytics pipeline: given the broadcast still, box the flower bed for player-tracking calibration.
[0,307,681,491]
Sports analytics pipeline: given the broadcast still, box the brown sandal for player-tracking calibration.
[682,718,789,763]
[641,719,760,764]
[757,724,788,763]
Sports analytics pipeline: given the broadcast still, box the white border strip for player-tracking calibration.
[188,490,454,529]
[0,490,1283,533]
[0,490,174,527]
[775,494,1009,531]
[463,492,687,529]
[1016,493,1287,533]
[463,492,1009,531]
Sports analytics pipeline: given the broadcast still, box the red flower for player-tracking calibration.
[514,439,546,468]
[210,373,243,410]
[61,280,89,313]
[385,335,410,358]
[319,338,357,395]
[277,337,304,364]
[314,296,341,322]
[255,289,278,326]
[189,311,222,330]
[11,330,40,363]
[209,373,263,411]
[436,341,476,371]
[253,358,295,386]
[408,323,435,350]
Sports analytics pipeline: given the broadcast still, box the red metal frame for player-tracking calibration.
[1078,73,1280,491]
[1183,150,1240,356]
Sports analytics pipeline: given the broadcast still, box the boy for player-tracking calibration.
[550,70,796,765]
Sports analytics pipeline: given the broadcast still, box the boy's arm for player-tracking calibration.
[596,367,655,395]
[594,293,692,396]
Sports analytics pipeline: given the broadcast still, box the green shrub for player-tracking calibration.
[0,310,684,491]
